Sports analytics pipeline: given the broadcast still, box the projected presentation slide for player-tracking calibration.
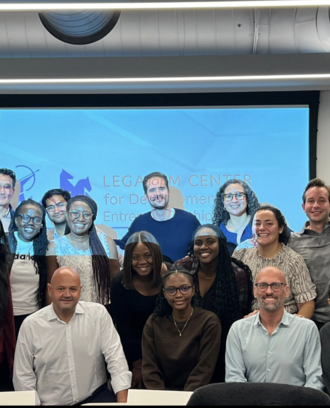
[1,106,309,237]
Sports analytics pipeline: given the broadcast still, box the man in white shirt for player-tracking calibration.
[225,266,324,390]
[13,266,132,405]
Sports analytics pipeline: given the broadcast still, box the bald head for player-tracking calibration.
[255,266,287,285]
[51,266,81,286]
[48,267,82,320]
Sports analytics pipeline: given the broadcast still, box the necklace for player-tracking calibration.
[199,270,215,280]
[173,309,194,337]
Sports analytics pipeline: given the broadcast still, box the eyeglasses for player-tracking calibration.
[223,192,246,202]
[16,214,43,225]
[255,282,286,292]
[164,285,194,296]
[46,202,67,213]
[69,210,93,220]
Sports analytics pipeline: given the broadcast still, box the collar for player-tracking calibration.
[47,301,85,322]
[253,309,290,327]
[2,206,11,218]
[296,220,330,235]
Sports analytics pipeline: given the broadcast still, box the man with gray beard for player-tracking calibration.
[225,266,324,390]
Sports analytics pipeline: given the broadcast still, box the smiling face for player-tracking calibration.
[131,242,154,278]
[254,267,289,312]
[0,174,15,207]
[193,227,220,265]
[223,183,247,218]
[302,186,330,228]
[255,210,283,248]
[48,267,82,318]
[67,201,93,236]
[45,194,68,225]
[145,176,170,210]
[15,203,43,242]
[163,273,195,312]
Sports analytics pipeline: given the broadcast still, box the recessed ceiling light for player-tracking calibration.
[2,1,330,12]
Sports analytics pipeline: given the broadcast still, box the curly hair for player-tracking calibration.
[8,199,49,307]
[187,224,253,329]
[153,265,197,318]
[212,179,260,226]
[256,205,291,245]
[65,195,111,304]
[122,231,163,290]
[0,220,9,325]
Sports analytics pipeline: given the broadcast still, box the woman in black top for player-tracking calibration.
[111,230,168,389]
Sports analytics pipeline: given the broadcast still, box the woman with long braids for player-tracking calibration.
[212,179,260,254]
[142,265,221,391]
[0,220,15,391]
[174,224,254,382]
[7,199,48,338]
[46,195,120,307]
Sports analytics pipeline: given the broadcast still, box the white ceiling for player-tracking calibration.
[1,4,330,93]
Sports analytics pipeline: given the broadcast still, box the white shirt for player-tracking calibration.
[13,301,132,405]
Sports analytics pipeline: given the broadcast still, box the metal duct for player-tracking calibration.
[1,8,330,57]
[39,10,120,45]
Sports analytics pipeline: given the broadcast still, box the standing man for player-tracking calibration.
[0,168,16,233]
[225,266,324,390]
[41,188,71,242]
[288,178,330,330]
[115,172,200,262]
[13,266,132,405]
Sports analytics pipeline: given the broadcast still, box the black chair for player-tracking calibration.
[320,322,330,396]
[186,382,330,406]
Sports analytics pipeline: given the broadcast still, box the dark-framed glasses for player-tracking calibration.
[46,202,67,213]
[164,285,194,296]
[69,210,93,220]
[223,192,246,202]
[255,282,286,292]
[16,214,43,225]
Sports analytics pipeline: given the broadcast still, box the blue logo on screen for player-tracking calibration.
[16,164,40,202]
[60,169,92,197]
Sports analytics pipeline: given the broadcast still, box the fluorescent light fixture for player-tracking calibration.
[2,1,330,12]
[0,74,330,84]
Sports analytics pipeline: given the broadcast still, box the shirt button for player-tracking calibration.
[267,369,270,372]
[268,351,271,354]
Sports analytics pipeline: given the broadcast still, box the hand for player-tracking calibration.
[131,367,144,389]
[244,310,258,318]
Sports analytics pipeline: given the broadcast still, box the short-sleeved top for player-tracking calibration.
[233,244,317,314]
[115,209,200,262]
[54,234,110,303]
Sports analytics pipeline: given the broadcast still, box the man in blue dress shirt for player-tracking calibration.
[225,265,324,390]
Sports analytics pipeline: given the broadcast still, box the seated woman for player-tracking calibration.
[212,179,260,255]
[233,204,316,318]
[174,224,254,382]
[46,195,119,307]
[7,199,48,337]
[0,220,15,391]
[142,265,221,391]
[111,231,168,389]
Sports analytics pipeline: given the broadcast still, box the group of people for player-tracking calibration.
[1,167,330,405]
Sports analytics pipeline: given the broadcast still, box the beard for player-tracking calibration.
[149,194,169,210]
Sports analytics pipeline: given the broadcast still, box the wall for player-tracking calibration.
[317,91,330,184]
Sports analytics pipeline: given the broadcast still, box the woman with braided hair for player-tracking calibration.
[46,195,120,307]
[141,265,221,391]
[7,199,48,337]
[174,224,254,383]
